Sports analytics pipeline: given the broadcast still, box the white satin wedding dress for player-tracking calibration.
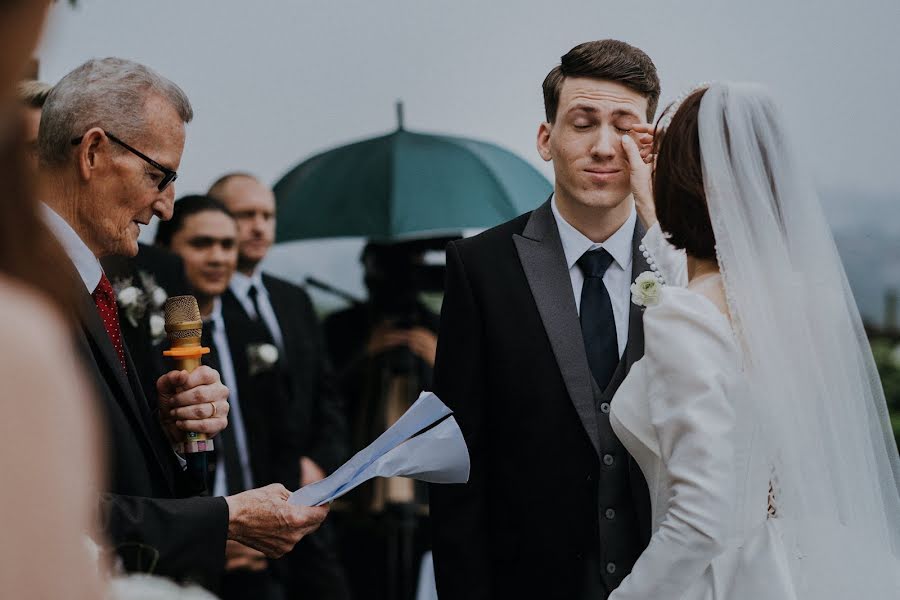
[608,226,797,600]
[606,81,900,599]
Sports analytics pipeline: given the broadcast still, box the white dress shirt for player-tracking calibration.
[42,204,102,293]
[229,270,285,353]
[551,195,636,357]
[206,296,255,496]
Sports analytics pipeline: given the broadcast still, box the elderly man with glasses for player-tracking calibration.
[36,57,328,589]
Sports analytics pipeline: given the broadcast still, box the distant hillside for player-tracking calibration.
[821,189,900,325]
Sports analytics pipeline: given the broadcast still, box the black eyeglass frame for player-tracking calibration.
[70,130,177,192]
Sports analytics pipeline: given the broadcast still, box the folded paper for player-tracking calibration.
[289,392,470,506]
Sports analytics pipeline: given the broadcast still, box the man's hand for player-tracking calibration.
[366,321,410,356]
[406,327,438,367]
[623,124,657,229]
[225,541,268,572]
[156,366,230,446]
[225,483,329,558]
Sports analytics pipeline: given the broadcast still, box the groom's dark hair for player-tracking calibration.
[543,40,660,122]
[653,88,717,260]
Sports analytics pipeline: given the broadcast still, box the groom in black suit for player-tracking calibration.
[429,40,661,600]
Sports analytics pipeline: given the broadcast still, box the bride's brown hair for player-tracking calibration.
[652,88,717,260]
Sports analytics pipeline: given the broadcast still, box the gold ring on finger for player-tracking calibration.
[209,401,217,418]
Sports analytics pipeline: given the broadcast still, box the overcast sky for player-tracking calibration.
[36,0,900,304]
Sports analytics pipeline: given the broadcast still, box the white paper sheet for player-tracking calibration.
[289,392,470,507]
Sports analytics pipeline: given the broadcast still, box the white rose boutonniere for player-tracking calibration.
[138,272,169,342]
[151,286,168,310]
[247,342,279,376]
[631,271,663,308]
[113,277,148,327]
[149,314,166,343]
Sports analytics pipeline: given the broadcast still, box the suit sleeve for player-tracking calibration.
[300,289,349,475]
[99,493,228,586]
[429,241,493,600]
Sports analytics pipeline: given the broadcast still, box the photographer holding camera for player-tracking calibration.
[322,237,453,600]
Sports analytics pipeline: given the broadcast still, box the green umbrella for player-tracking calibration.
[274,106,552,241]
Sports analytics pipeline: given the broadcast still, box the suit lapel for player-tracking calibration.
[261,275,296,363]
[513,201,602,457]
[76,287,174,489]
[77,289,142,418]
[624,220,649,370]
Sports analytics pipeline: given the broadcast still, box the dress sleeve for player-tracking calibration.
[610,291,738,600]
[641,223,687,287]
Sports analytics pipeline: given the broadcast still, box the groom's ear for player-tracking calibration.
[536,122,552,162]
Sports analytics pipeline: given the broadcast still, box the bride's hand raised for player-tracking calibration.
[622,123,657,229]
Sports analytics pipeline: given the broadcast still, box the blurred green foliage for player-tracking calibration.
[869,338,900,451]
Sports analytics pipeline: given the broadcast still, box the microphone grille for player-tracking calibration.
[164,295,202,339]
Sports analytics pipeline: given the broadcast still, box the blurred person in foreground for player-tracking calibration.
[157,195,311,599]
[208,173,350,599]
[35,57,327,588]
[17,78,50,165]
[0,0,103,597]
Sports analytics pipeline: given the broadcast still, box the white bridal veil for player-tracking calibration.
[696,82,900,597]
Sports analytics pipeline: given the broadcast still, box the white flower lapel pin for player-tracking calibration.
[631,271,663,308]
[247,342,280,376]
[113,277,147,327]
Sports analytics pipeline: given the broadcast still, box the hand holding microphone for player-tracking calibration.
[156,296,229,451]
[156,366,229,443]
[157,299,325,555]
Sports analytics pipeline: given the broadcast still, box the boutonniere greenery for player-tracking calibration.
[112,271,169,343]
[631,271,664,308]
[247,342,280,376]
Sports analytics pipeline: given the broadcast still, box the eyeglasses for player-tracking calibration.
[70,130,178,192]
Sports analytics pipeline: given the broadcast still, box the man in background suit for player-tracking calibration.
[37,57,327,587]
[209,173,350,599]
[429,40,660,600]
[158,195,305,599]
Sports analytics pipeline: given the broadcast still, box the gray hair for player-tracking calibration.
[38,57,193,167]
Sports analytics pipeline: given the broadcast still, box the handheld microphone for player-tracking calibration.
[162,295,213,489]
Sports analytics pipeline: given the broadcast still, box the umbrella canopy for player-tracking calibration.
[274,122,552,241]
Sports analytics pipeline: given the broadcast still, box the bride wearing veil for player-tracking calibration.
[605,82,900,599]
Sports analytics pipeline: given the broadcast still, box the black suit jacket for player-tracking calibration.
[429,201,652,600]
[221,277,352,600]
[71,267,228,586]
[222,274,347,474]
[217,312,301,491]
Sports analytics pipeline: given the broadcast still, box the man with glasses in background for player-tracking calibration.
[36,57,329,590]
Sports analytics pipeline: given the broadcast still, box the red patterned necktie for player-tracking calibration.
[92,273,128,374]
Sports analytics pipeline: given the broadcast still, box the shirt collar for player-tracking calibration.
[206,296,224,329]
[41,203,103,293]
[229,269,265,300]
[550,194,635,272]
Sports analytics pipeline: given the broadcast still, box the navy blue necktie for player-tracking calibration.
[577,249,619,391]
[202,322,245,494]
